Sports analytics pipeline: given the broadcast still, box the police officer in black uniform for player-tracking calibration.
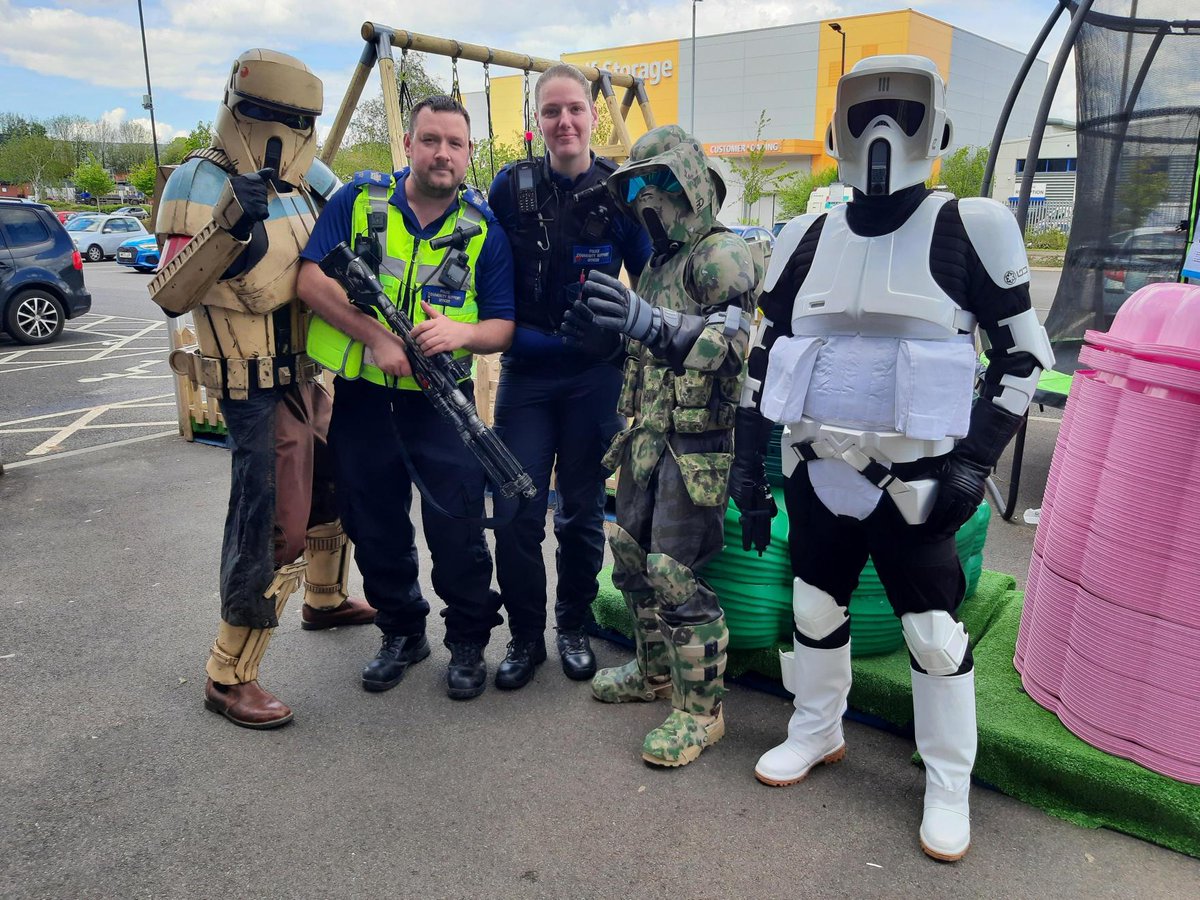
[487,64,652,689]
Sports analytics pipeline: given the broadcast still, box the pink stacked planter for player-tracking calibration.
[1016,282,1200,784]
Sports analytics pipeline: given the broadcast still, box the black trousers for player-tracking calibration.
[328,377,502,644]
[493,360,624,640]
[784,462,966,648]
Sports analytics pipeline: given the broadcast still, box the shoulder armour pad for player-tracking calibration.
[157,157,230,236]
[958,197,1030,290]
[304,158,342,201]
[764,213,822,292]
[689,231,757,307]
[348,170,393,190]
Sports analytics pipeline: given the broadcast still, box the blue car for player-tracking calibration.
[116,233,160,273]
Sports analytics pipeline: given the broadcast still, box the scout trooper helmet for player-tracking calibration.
[826,55,953,196]
[212,49,323,186]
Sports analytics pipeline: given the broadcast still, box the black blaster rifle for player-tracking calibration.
[319,241,536,502]
[738,480,777,557]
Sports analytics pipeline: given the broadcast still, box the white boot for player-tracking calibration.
[911,668,977,862]
[754,639,851,786]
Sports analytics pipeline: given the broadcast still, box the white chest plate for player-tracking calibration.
[791,194,976,339]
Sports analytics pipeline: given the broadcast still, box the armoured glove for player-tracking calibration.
[225,167,274,241]
[924,398,1024,533]
[925,454,990,534]
[575,270,663,344]
[729,407,778,555]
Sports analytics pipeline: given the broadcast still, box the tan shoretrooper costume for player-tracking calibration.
[562,125,757,767]
[150,49,373,729]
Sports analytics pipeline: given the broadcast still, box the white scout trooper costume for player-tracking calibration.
[730,55,1054,860]
[150,50,373,729]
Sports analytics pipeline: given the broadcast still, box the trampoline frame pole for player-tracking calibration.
[1016,0,1097,233]
[980,0,1069,197]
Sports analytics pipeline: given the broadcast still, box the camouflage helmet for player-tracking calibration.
[608,125,720,248]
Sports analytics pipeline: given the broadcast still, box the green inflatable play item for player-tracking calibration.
[700,487,990,655]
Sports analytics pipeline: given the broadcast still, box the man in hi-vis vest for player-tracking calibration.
[299,95,515,700]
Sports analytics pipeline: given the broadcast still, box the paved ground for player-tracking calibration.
[3,263,1197,897]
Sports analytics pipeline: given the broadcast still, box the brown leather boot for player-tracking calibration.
[301,597,375,630]
[204,678,294,729]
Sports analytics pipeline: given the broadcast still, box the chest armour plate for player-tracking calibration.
[792,194,976,339]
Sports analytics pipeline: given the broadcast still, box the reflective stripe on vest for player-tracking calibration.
[307,178,488,390]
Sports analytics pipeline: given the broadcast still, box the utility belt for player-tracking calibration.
[787,426,950,525]
[169,348,320,400]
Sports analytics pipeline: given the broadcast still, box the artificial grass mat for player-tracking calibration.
[590,568,1200,858]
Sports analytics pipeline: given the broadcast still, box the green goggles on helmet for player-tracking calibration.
[624,170,683,202]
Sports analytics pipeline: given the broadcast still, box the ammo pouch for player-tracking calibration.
[169,347,319,399]
[617,348,640,417]
[668,445,732,507]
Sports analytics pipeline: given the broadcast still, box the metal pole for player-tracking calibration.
[1016,0,1096,232]
[136,0,160,169]
[691,1,701,132]
[980,0,1067,197]
[840,32,846,75]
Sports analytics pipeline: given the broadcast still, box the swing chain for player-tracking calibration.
[483,60,496,178]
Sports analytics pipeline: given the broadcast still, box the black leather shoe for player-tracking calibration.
[445,641,487,700]
[495,638,547,690]
[556,629,597,681]
[362,633,431,693]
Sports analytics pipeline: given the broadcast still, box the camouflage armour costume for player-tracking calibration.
[565,126,756,766]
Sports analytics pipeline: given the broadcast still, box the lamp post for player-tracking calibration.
[691,0,703,132]
[829,22,846,77]
[137,0,160,169]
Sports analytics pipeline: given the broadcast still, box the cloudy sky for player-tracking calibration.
[0,0,1076,142]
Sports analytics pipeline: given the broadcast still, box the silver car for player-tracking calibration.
[66,214,149,262]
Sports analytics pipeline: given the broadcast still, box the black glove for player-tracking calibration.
[578,270,662,343]
[729,407,778,555]
[560,316,624,362]
[225,167,274,241]
[925,454,989,534]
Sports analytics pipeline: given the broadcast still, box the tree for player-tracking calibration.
[0,133,72,200]
[74,157,114,208]
[777,164,841,219]
[329,141,392,182]
[162,121,213,166]
[348,52,447,146]
[45,114,91,168]
[0,113,47,143]
[725,111,796,224]
[930,145,989,198]
[128,157,157,197]
[470,135,526,192]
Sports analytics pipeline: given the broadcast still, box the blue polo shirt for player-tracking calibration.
[488,156,651,361]
[302,168,515,322]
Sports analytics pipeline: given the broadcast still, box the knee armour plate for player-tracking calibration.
[608,523,647,581]
[645,552,698,608]
[793,578,849,641]
[901,610,968,676]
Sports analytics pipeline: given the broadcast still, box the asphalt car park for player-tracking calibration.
[0,261,176,463]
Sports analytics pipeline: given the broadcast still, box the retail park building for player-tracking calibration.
[465,8,1047,225]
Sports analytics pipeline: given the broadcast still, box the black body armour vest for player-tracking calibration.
[506,155,625,334]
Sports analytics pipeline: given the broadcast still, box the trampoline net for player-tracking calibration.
[1044,0,1200,343]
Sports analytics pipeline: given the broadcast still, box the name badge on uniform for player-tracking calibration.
[573,244,614,266]
[423,285,467,308]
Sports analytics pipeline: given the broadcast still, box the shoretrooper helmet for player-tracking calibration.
[212,48,323,186]
[825,54,952,197]
[609,124,722,255]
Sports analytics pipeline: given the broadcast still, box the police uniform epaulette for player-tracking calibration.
[593,155,620,176]
[348,170,393,189]
[461,186,496,221]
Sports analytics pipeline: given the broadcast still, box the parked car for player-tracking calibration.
[65,214,149,261]
[1103,226,1188,315]
[729,224,776,246]
[0,199,91,344]
[116,233,161,273]
[111,205,150,220]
